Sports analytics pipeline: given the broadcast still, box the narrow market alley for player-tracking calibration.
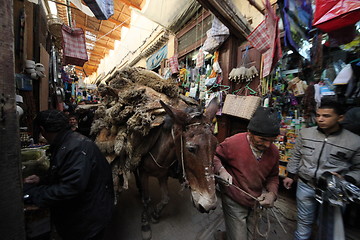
[1,0,360,239]
[103,176,299,240]
[103,176,360,240]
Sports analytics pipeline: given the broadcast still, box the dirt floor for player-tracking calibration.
[103,176,360,240]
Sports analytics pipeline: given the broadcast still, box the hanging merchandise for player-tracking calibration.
[333,64,354,86]
[146,45,168,70]
[196,48,205,68]
[61,25,88,67]
[205,77,217,87]
[229,47,259,83]
[287,77,308,97]
[202,17,230,53]
[279,0,313,60]
[222,83,261,120]
[247,0,282,77]
[222,94,261,120]
[312,0,360,33]
[83,0,114,20]
[168,54,179,74]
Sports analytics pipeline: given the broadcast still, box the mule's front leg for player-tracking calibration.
[140,171,152,240]
[151,177,170,223]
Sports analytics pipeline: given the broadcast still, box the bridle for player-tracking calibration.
[147,113,215,186]
[171,120,215,186]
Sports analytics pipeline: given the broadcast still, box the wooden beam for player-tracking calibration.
[88,48,108,56]
[75,23,121,41]
[88,51,105,58]
[107,18,130,28]
[86,60,100,66]
[119,0,141,10]
[87,40,114,50]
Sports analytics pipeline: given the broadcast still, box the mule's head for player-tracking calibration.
[160,98,219,213]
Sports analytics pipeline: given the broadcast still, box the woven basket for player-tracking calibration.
[222,94,261,120]
[47,14,63,38]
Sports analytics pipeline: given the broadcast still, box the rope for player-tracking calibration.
[214,175,287,238]
[148,151,176,169]
[171,127,188,184]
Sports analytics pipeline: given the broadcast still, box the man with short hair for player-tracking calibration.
[24,110,114,240]
[68,114,79,131]
[284,99,360,240]
[214,107,281,240]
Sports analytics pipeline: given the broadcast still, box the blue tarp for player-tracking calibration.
[146,45,168,70]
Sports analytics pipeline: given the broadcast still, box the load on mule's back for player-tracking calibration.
[90,67,219,235]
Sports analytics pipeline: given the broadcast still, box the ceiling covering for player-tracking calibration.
[54,0,145,76]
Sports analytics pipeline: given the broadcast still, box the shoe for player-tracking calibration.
[214,230,226,240]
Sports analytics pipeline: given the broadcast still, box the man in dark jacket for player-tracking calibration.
[24,110,114,240]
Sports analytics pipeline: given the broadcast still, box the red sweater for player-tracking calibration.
[214,132,279,207]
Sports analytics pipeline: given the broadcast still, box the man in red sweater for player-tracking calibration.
[214,107,280,240]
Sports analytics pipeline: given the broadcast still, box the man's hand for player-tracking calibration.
[24,175,40,184]
[257,192,276,208]
[219,167,233,185]
[283,177,294,190]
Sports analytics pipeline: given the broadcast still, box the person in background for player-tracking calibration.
[283,98,360,240]
[214,107,281,240]
[24,110,114,240]
[341,107,360,135]
[68,114,79,132]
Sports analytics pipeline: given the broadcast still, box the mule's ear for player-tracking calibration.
[204,97,219,122]
[160,100,188,124]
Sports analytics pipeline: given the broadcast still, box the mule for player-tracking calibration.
[137,98,219,240]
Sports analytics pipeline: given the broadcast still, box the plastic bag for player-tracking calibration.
[313,0,360,32]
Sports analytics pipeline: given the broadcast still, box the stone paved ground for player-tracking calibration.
[103,177,360,240]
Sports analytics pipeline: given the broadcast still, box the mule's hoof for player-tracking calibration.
[141,228,152,240]
[151,213,160,223]
[141,220,152,240]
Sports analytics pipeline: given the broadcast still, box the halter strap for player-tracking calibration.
[148,151,176,169]
[171,127,187,183]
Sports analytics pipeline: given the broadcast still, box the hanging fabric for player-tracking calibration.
[279,0,313,60]
[247,0,282,77]
[196,48,205,68]
[168,54,179,74]
[61,25,88,67]
[202,17,230,53]
[83,0,114,20]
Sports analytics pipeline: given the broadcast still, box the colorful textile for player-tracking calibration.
[202,17,230,53]
[146,45,168,70]
[61,25,88,67]
[280,0,312,59]
[168,54,179,73]
[247,0,282,77]
[83,0,114,20]
[246,19,270,54]
[196,49,205,68]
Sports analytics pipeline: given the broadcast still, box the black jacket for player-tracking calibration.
[27,130,114,239]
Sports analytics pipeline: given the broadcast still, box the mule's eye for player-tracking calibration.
[187,145,198,153]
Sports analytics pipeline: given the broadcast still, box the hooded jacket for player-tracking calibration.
[26,130,114,239]
[287,126,360,184]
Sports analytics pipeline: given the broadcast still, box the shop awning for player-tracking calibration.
[146,45,168,70]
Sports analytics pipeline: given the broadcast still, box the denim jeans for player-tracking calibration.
[221,194,252,240]
[294,180,319,240]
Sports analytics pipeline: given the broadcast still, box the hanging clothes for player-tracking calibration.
[247,0,282,77]
[61,25,88,67]
[83,0,114,20]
